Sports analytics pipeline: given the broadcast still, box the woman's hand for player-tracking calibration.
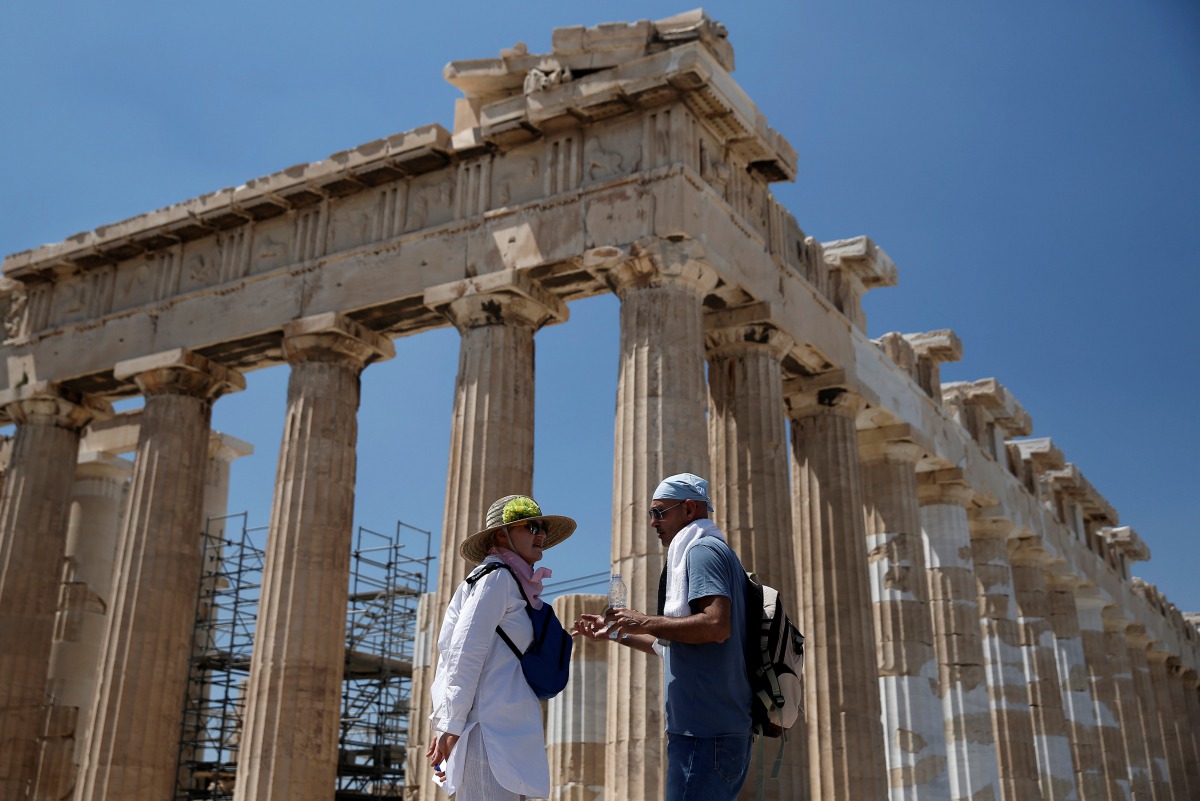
[425,731,460,780]
[571,612,608,640]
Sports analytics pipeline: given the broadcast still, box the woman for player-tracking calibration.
[426,494,576,799]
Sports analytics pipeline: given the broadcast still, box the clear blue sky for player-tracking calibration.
[3,2,1198,612]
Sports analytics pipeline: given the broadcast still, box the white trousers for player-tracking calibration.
[455,730,527,801]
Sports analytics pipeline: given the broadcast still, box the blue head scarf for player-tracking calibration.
[652,473,715,512]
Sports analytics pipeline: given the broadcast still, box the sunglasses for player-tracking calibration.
[509,520,542,536]
[647,500,686,521]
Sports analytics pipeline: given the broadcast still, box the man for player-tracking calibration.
[574,473,753,801]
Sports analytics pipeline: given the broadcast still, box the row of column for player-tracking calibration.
[408,238,1200,801]
[4,236,1198,801]
[0,313,394,801]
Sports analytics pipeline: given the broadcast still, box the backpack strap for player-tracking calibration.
[463,561,529,660]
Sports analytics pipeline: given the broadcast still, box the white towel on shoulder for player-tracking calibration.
[662,518,726,618]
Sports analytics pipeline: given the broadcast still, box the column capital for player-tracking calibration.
[915,467,976,508]
[1144,643,1172,664]
[600,236,719,298]
[704,304,795,361]
[1045,570,1083,592]
[856,424,925,465]
[282,312,395,368]
[74,451,134,484]
[424,268,568,332]
[1101,606,1133,633]
[208,432,255,465]
[1008,535,1054,567]
[1123,624,1154,649]
[782,372,865,420]
[0,380,111,430]
[114,349,245,401]
[967,507,1017,539]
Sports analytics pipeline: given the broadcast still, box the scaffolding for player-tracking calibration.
[176,516,432,800]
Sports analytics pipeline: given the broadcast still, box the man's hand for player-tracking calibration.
[604,606,651,635]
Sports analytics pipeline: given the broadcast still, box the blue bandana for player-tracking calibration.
[652,473,715,512]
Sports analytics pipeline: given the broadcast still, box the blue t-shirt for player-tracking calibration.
[663,537,752,737]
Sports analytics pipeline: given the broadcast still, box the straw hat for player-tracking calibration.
[459,494,577,564]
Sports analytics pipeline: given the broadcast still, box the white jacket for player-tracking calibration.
[429,557,550,797]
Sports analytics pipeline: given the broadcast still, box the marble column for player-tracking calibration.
[179,432,255,793]
[232,313,393,801]
[1008,541,1079,800]
[605,238,715,801]
[916,471,1001,801]
[1076,598,1128,801]
[1142,652,1190,801]
[1044,576,1107,801]
[704,310,806,801]
[1146,650,1184,800]
[1124,628,1170,800]
[1178,669,1200,797]
[968,512,1041,801]
[1100,613,1153,801]
[548,593,609,801]
[0,382,106,800]
[75,349,244,801]
[201,432,254,538]
[32,453,131,801]
[859,433,947,801]
[409,274,567,801]
[405,590,438,799]
[1164,660,1197,801]
[785,382,888,801]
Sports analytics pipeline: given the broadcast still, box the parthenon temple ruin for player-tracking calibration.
[1,10,1197,801]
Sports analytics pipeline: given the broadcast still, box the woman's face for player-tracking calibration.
[498,519,546,566]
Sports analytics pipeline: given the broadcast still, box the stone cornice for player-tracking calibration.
[3,125,455,281]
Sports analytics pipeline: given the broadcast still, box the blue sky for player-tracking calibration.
[2,2,1198,612]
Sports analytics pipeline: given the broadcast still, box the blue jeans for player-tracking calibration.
[666,733,754,801]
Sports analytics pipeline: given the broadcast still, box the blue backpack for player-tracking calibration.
[464,562,573,700]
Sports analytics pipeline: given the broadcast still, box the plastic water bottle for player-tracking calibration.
[607,573,627,640]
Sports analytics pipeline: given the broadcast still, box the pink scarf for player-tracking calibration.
[487,546,552,609]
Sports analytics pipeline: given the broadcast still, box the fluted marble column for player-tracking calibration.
[233,314,393,801]
[785,383,887,801]
[1164,660,1197,801]
[548,593,609,801]
[0,382,106,800]
[1124,628,1170,800]
[1044,576,1107,801]
[968,512,1041,801]
[1100,613,1153,801]
[1146,650,1185,800]
[1008,541,1079,800]
[179,432,255,794]
[33,453,132,801]
[605,238,715,801]
[405,590,438,798]
[705,311,806,801]
[859,434,947,801]
[1178,669,1200,797]
[1076,598,1129,801]
[409,274,566,801]
[917,471,1001,801]
[75,349,243,801]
